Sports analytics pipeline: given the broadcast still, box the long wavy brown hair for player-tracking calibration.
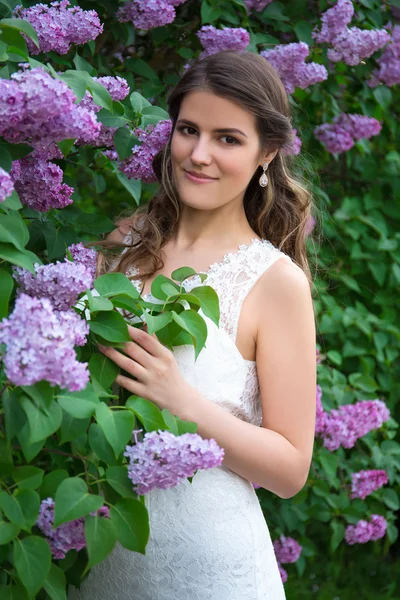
[97,50,317,289]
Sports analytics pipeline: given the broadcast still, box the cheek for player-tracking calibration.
[171,132,189,164]
[219,150,257,181]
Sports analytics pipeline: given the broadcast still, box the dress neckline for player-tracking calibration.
[136,237,266,298]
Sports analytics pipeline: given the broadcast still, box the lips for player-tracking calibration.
[184,170,217,180]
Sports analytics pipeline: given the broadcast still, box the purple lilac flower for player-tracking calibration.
[13,259,93,311]
[197,26,250,59]
[68,243,97,281]
[244,0,273,12]
[278,563,288,584]
[0,168,14,202]
[261,43,328,94]
[119,119,172,183]
[0,67,100,148]
[0,294,89,391]
[13,1,103,55]
[369,25,400,87]
[282,128,302,156]
[370,514,387,541]
[316,349,322,364]
[314,122,355,153]
[305,215,316,238]
[37,498,110,559]
[334,113,382,140]
[252,482,261,489]
[116,0,179,31]
[124,429,225,495]
[315,384,328,435]
[322,399,390,451]
[313,0,389,66]
[312,0,354,45]
[350,469,389,500]
[76,76,130,147]
[345,515,387,545]
[10,155,74,212]
[273,535,302,564]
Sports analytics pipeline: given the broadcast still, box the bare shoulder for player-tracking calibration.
[255,254,312,307]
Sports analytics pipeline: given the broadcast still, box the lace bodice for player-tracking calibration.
[123,235,291,426]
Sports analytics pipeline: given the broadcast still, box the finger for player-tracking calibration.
[127,324,166,358]
[122,340,151,368]
[115,374,146,397]
[98,346,147,381]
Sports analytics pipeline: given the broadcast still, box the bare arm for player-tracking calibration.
[179,257,317,499]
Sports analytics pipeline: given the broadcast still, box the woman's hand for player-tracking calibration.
[98,324,192,416]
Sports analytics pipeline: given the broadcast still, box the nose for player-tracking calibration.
[190,135,212,166]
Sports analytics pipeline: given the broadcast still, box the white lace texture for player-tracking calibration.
[69,237,289,599]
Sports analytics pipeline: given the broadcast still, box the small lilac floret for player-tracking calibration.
[350,469,389,500]
[13,1,103,55]
[282,128,302,156]
[197,25,250,58]
[37,498,110,559]
[68,243,98,280]
[0,168,14,202]
[273,535,302,564]
[345,515,387,545]
[369,25,400,87]
[0,294,89,391]
[278,563,288,584]
[124,429,225,495]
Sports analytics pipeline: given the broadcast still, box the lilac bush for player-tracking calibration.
[197,25,250,58]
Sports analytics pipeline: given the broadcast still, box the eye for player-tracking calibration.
[220,135,239,146]
[178,125,240,146]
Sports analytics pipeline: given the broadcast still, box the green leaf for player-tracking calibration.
[0,214,29,255]
[21,381,54,410]
[3,388,26,440]
[85,513,117,570]
[90,310,131,343]
[373,86,392,110]
[94,272,140,299]
[348,373,378,392]
[89,353,119,388]
[20,395,62,444]
[87,291,114,313]
[261,1,289,21]
[110,498,149,553]
[171,310,208,359]
[0,268,13,319]
[13,536,51,597]
[0,489,40,531]
[382,489,399,511]
[56,138,75,158]
[0,190,23,210]
[89,423,121,466]
[106,466,137,499]
[149,274,180,301]
[125,396,166,432]
[12,466,44,490]
[0,243,37,272]
[171,266,197,282]
[57,70,88,103]
[161,409,178,435]
[114,127,138,161]
[330,521,345,553]
[54,478,103,527]
[115,171,142,204]
[43,563,67,600]
[142,311,172,335]
[96,108,128,128]
[124,58,160,82]
[60,411,90,444]
[40,470,69,500]
[189,285,220,327]
[0,143,12,171]
[200,0,222,23]
[319,451,339,480]
[0,584,28,600]
[85,75,114,112]
[0,521,20,545]
[294,20,314,45]
[57,383,100,419]
[129,91,151,114]
[140,105,169,126]
[74,212,114,234]
[73,52,95,75]
[0,17,39,48]
[95,404,135,458]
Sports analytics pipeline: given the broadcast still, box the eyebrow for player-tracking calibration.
[176,119,248,138]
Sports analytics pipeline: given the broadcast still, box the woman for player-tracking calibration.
[70,50,317,599]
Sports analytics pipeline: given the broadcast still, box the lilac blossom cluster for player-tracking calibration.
[0,66,100,148]
[37,498,110,559]
[13,1,103,55]
[119,119,172,183]
[313,0,390,66]
[345,514,387,545]
[117,0,186,31]
[369,24,400,87]
[261,43,328,94]
[244,0,273,12]
[315,395,390,452]
[305,215,316,237]
[196,26,250,59]
[0,168,14,202]
[68,242,98,281]
[124,429,225,495]
[77,76,130,147]
[10,154,74,212]
[273,535,302,584]
[314,113,382,154]
[0,294,89,391]
[282,128,302,156]
[13,258,94,311]
[350,469,389,500]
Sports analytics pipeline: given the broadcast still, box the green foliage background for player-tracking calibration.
[0,0,399,598]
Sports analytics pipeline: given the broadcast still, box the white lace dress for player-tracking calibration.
[69,237,289,600]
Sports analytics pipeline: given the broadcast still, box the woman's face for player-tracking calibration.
[170,90,274,211]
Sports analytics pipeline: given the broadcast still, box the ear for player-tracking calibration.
[260,148,278,167]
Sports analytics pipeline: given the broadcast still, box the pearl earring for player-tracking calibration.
[259,162,269,188]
